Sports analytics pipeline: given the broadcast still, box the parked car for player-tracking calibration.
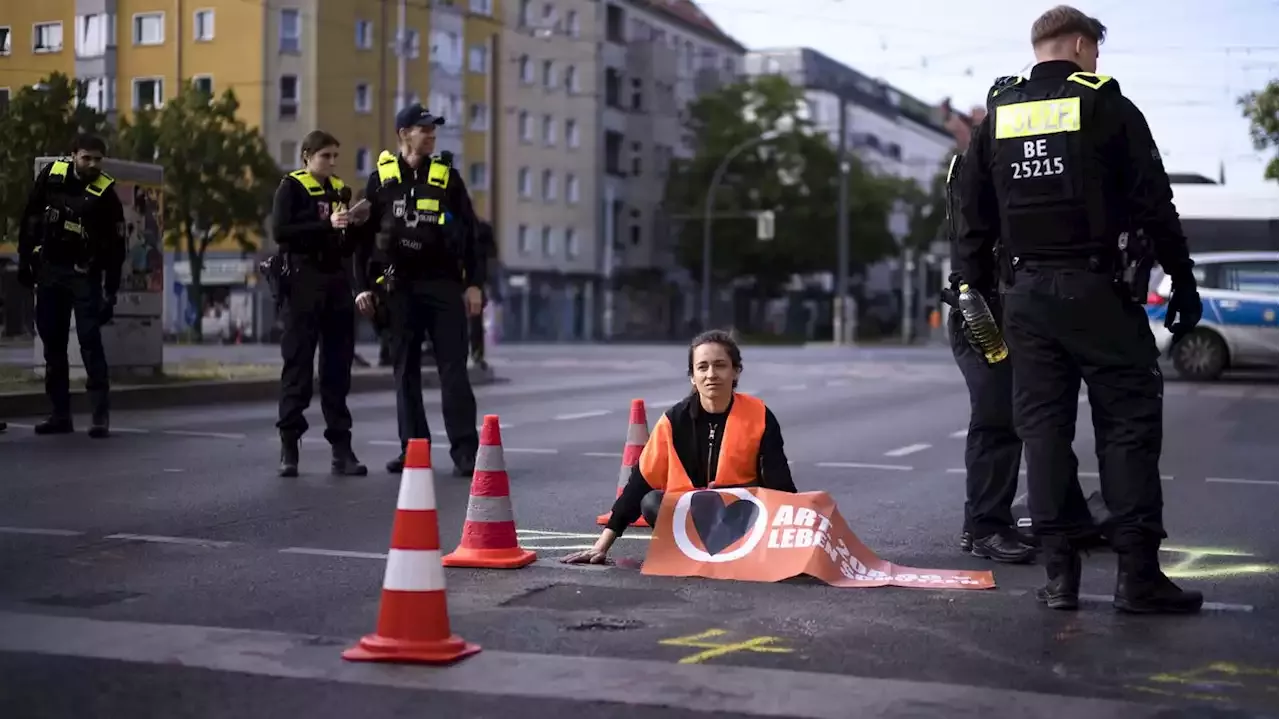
[1147,250,1279,381]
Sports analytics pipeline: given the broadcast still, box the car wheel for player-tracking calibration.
[1171,328,1228,381]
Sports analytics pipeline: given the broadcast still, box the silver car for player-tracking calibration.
[1146,250,1279,381]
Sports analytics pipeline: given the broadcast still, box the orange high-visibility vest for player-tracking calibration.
[639,392,767,493]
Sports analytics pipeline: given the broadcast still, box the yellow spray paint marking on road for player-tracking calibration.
[1130,662,1278,705]
[1159,546,1278,579]
[658,629,793,665]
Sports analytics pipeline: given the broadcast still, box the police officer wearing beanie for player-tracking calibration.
[955,5,1203,614]
[351,103,485,478]
[271,130,368,478]
[17,133,126,438]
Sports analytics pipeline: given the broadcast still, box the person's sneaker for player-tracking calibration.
[970,533,1037,564]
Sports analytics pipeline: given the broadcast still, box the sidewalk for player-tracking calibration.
[0,340,388,369]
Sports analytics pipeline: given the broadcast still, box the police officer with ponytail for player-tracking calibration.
[271,130,369,478]
[956,5,1202,615]
[351,104,485,478]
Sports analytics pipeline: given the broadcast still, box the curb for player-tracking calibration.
[0,366,504,416]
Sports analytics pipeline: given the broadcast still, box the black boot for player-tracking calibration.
[1035,540,1081,610]
[34,416,74,435]
[0,421,8,433]
[331,442,368,476]
[386,453,405,474]
[959,530,973,553]
[1113,543,1203,614]
[279,435,300,477]
[88,396,110,439]
[971,531,1037,564]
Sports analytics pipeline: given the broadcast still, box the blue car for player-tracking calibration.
[1146,251,1279,381]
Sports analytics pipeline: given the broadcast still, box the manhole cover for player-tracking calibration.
[564,617,645,631]
[27,590,144,609]
[501,583,683,611]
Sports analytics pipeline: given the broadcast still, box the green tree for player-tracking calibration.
[896,163,950,252]
[1238,79,1278,180]
[115,83,279,339]
[0,72,113,243]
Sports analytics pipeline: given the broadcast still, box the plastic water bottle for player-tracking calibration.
[958,283,1009,364]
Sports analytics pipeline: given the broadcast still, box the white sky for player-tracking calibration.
[699,0,1280,189]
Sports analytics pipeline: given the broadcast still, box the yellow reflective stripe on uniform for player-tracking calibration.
[426,160,449,188]
[415,198,440,211]
[330,176,345,192]
[288,169,325,196]
[50,161,70,178]
[1067,72,1113,90]
[63,221,85,235]
[85,173,114,196]
[377,150,401,186]
[994,97,1081,140]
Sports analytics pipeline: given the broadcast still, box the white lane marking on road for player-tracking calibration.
[110,427,150,434]
[105,533,235,548]
[368,439,402,446]
[162,430,247,440]
[0,526,83,537]
[825,379,851,387]
[553,410,610,421]
[1076,593,1253,613]
[816,462,914,472]
[582,452,622,458]
[950,430,967,438]
[884,443,931,458]
[1198,386,1247,399]
[646,399,682,408]
[518,529,649,541]
[279,547,387,560]
[162,468,185,473]
[3,422,34,429]
[1206,477,1278,486]
[948,468,1172,480]
[476,423,514,430]
[503,448,558,454]
[778,384,808,391]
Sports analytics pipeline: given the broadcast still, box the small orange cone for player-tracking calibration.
[442,415,537,569]
[596,399,650,527]
[343,439,481,664]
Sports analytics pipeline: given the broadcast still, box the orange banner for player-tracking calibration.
[641,488,996,590]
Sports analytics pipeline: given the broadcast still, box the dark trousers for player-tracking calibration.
[277,267,356,445]
[468,292,486,363]
[35,267,108,419]
[1004,266,1166,549]
[388,278,478,465]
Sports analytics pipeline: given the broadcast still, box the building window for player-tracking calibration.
[279,75,298,119]
[566,119,580,148]
[518,55,534,84]
[567,10,580,37]
[630,224,641,246]
[82,77,115,112]
[605,130,624,176]
[542,60,556,89]
[518,168,532,198]
[355,83,372,113]
[566,65,579,94]
[405,29,420,59]
[75,15,113,58]
[566,173,579,204]
[630,78,642,111]
[133,78,163,109]
[133,13,163,46]
[468,45,487,73]
[541,114,555,146]
[518,0,532,27]
[34,22,65,53]
[192,75,213,98]
[280,140,298,169]
[565,228,579,258]
[605,68,622,108]
[468,102,488,131]
[541,170,556,201]
[541,3,558,25]
[606,4,625,43]
[518,111,532,142]
[469,162,488,189]
[193,9,214,41]
[541,226,556,256]
[355,20,373,49]
[0,27,11,56]
[517,224,530,254]
[631,141,642,175]
[279,9,300,53]
[471,0,494,15]
[430,30,461,70]
[355,148,371,174]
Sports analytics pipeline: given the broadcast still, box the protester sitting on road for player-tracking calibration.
[561,330,798,565]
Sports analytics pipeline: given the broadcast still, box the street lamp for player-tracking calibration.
[700,128,782,329]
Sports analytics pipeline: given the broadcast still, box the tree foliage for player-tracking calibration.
[0,73,113,243]
[115,83,279,337]
[1238,80,1278,180]
[662,74,902,297]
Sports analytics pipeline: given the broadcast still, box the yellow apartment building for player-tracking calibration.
[1,0,504,338]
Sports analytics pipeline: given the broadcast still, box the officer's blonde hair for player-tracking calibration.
[1031,6,1106,48]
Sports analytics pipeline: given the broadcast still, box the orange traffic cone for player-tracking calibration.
[442,415,537,569]
[596,399,650,527]
[343,439,481,664]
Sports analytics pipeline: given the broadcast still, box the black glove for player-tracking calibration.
[1164,276,1202,340]
[100,294,117,324]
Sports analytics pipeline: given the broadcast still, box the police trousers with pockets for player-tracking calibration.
[388,278,479,466]
[277,266,356,445]
[36,266,109,419]
[1003,266,1166,548]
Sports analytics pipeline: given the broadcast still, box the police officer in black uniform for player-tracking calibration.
[352,103,485,477]
[956,6,1203,614]
[271,130,368,478]
[17,133,126,438]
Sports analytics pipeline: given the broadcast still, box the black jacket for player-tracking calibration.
[606,393,797,535]
[352,154,485,292]
[956,60,1194,292]
[19,162,127,295]
[270,173,354,273]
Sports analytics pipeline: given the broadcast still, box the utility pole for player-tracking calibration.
[395,0,408,111]
[833,97,851,345]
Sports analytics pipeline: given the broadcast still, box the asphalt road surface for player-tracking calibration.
[1,344,1276,718]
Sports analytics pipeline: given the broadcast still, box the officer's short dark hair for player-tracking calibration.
[1031,6,1107,47]
[72,133,107,155]
[688,329,743,389]
[299,130,340,162]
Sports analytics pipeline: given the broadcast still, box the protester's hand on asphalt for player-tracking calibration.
[560,549,611,565]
